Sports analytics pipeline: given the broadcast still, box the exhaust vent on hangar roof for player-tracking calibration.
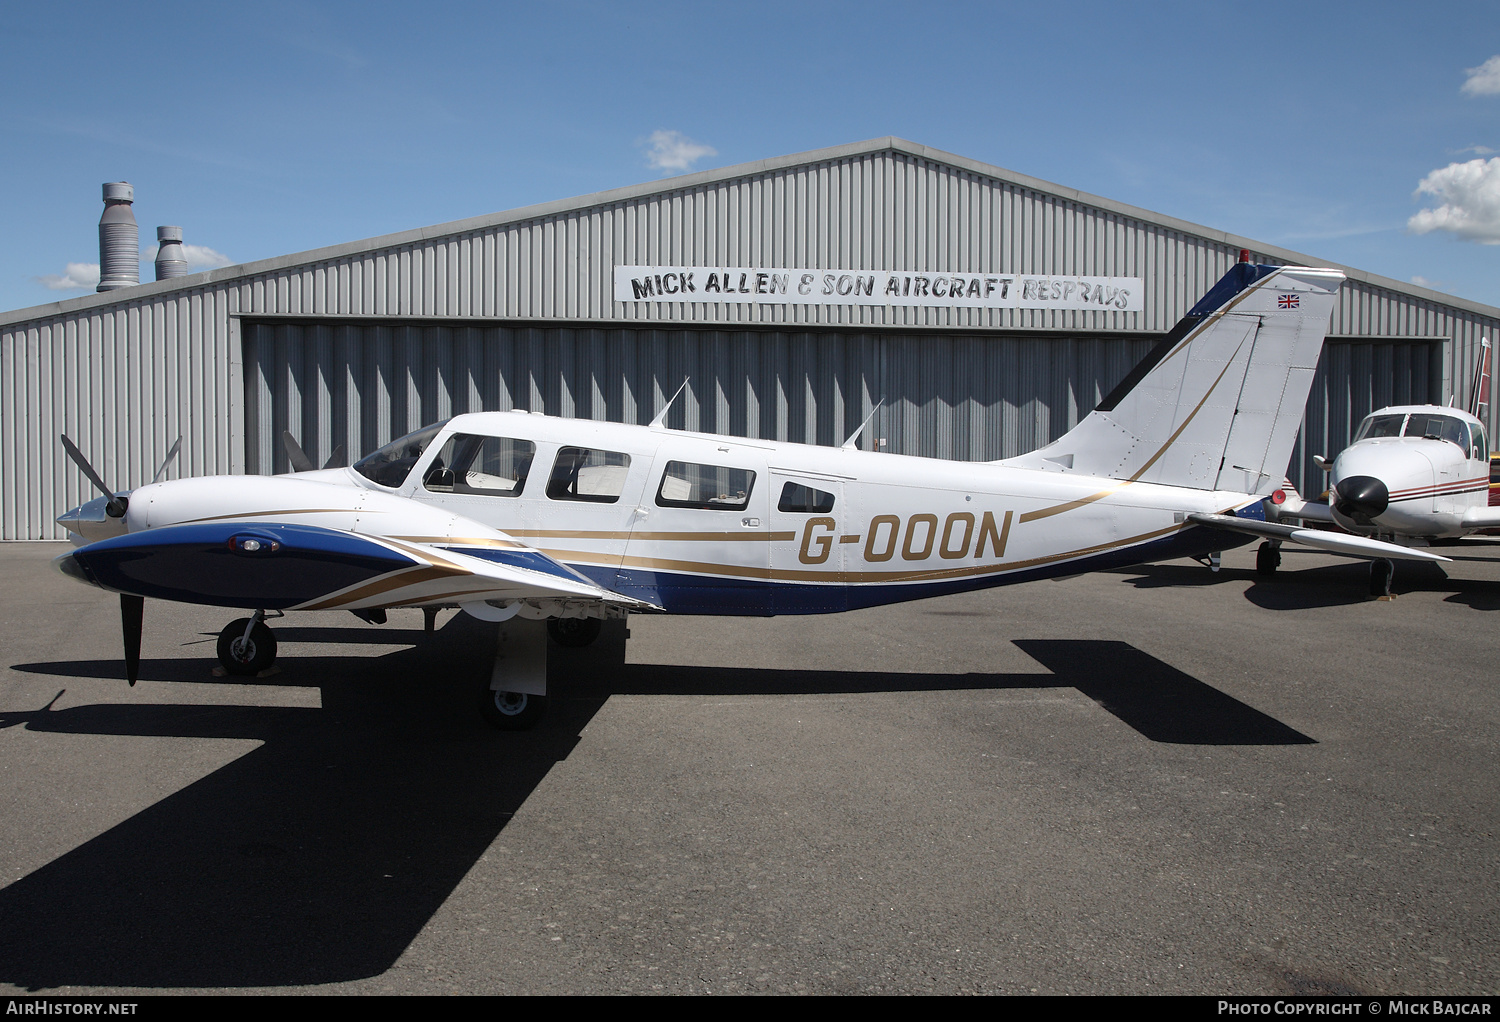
[97,182,139,292]
[154,226,188,280]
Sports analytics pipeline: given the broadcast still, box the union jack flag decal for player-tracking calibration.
[1277,294,1300,309]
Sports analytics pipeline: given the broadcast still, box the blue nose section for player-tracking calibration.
[1334,475,1389,524]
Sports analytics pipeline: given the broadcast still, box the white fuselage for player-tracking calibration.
[89,411,1263,615]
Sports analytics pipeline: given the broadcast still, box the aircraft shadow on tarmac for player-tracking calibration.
[1117,556,1500,611]
[1,616,1309,990]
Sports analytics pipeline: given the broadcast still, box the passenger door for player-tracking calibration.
[620,444,772,614]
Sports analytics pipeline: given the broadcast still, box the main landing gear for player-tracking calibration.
[217,611,279,675]
[480,616,606,730]
[1369,558,1395,599]
[547,616,602,648]
[480,687,548,730]
[1256,541,1282,576]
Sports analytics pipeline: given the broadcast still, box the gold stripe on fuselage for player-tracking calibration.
[506,529,796,542]
[538,520,1183,586]
[296,564,470,611]
[179,508,360,524]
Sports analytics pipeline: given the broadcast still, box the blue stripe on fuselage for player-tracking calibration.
[568,524,1253,616]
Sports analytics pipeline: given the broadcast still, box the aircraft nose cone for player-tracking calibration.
[1334,475,1389,524]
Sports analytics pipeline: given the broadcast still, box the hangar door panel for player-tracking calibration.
[241,321,1436,499]
[1287,338,1441,495]
[240,320,1162,477]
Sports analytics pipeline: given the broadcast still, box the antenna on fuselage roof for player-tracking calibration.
[649,378,691,429]
[841,400,884,451]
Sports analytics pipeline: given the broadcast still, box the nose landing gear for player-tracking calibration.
[216,611,279,675]
[1369,558,1395,600]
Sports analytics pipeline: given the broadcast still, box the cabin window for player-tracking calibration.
[423,434,535,497]
[1471,423,1488,462]
[353,420,449,488]
[546,447,632,503]
[777,481,836,513]
[655,462,756,511]
[1354,413,1406,441]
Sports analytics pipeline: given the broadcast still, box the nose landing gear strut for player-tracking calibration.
[217,610,281,675]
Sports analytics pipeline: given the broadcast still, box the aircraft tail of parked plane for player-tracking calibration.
[1003,262,1341,495]
[1467,336,1491,421]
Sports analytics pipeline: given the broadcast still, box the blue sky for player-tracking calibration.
[4,1,1500,312]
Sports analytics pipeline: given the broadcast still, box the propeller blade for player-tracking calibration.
[151,437,182,484]
[120,594,143,686]
[281,431,315,473]
[322,444,345,470]
[60,435,127,517]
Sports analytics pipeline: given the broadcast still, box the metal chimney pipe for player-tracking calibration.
[97,182,139,292]
[154,225,187,280]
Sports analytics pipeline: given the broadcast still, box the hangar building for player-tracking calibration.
[3,137,1497,541]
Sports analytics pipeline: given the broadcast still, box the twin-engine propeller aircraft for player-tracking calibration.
[54,262,1446,729]
[1267,337,1499,596]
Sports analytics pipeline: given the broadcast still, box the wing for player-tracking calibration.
[59,520,658,613]
[1186,513,1451,562]
[1460,505,1500,530]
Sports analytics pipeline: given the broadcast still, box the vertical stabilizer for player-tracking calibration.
[1002,264,1345,492]
[1467,337,1491,421]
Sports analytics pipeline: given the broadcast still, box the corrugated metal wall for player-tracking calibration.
[4,141,1498,538]
[1291,339,1440,494]
[1,289,241,540]
[242,321,1439,498]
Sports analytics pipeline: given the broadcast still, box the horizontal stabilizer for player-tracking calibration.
[1187,513,1450,562]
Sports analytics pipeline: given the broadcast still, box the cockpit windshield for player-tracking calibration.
[1354,413,1406,440]
[1407,413,1470,451]
[1353,411,1472,452]
[353,420,449,487]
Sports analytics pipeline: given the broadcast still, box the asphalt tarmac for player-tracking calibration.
[1,539,1497,995]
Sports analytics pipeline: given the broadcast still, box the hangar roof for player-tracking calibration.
[4,135,1498,326]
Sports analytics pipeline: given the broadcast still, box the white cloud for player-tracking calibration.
[35,262,100,291]
[1408,157,1500,242]
[1463,56,1500,96]
[1411,275,1455,293]
[141,243,233,271]
[1454,144,1497,156]
[641,130,717,173]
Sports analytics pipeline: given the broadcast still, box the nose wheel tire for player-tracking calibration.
[217,618,277,675]
[480,688,548,730]
[547,617,602,648]
[1369,558,1395,599]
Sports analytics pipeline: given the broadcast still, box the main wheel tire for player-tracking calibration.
[1369,558,1394,598]
[1256,542,1281,576]
[480,688,548,731]
[217,618,277,675]
[547,617,602,648]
